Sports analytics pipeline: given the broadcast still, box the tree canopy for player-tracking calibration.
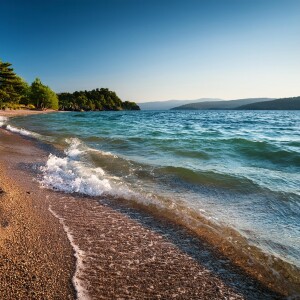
[0,60,58,110]
[30,78,59,110]
[0,59,140,111]
[0,60,29,108]
[58,88,140,111]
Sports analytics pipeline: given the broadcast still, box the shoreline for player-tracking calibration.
[0,125,287,299]
[0,129,75,299]
[0,109,59,117]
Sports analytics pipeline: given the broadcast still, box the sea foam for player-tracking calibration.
[0,116,38,137]
[0,116,8,127]
[48,206,90,300]
[40,138,152,202]
[40,150,112,196]
[6,124,36,136]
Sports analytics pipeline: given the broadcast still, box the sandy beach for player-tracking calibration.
[0,128,75,299]
[0,111,285,299]
[0,109,58,117]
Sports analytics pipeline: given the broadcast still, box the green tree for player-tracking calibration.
[0,60,28,108]
[122,101,140,110]
[0,61,16,87]
[57,87,140,111]
[30,78,58,110]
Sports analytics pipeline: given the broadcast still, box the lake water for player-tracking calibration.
[3,110,300,288]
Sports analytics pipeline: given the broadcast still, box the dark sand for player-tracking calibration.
[0,125,286,299]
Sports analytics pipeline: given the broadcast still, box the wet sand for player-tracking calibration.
[0,127,285,299]
[0,129,75,299]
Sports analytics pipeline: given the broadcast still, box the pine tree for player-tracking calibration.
[0,61,16,86]
[0,60,28,108]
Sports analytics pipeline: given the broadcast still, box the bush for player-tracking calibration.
[27,104,35,110]
[6,103,22,110]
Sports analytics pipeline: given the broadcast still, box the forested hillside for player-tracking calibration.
[58,89,140,111]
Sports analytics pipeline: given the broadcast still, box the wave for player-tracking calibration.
[3,121,56,143]
[6,124,39,137]
[40,142,112,196]
[287,141,300,148]
[158,165,260,193]
[39,138,137,200]
[223,138,300,166]
[174,149,210,159]
[0,116,8,127]
[1,117,40,138]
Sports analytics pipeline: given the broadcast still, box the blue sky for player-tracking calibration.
[1,0,300,102]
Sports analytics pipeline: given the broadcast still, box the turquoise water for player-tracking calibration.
[6,110,300,272]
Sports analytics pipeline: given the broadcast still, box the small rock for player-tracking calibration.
[1,220,9,228]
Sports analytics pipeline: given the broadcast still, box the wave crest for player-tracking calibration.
[40,138,112,196]
[40,153,112,196]
[6,124,36,136]
[0,116,8,127]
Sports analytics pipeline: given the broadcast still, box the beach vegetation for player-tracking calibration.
[27,104,36,110]
[0,60,58,110]
[29,78,59,110]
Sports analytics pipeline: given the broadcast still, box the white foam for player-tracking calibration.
[40,138,155,203]
[40,154,112,196]
[48,206,90,300]
[94,167,105,176]
[1,120,54,142]
[39,138,113,196]
[65,137,118,159]
[6,124,38,137]
[0,116,8,127]
[65,138,85,157]
[89,147,118,158]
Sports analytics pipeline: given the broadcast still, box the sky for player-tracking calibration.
[1,0,300,102]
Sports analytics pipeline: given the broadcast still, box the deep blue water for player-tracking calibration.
[5,110,300,270]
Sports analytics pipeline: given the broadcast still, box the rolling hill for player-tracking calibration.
[236,96,300,110]
[138,98,221,110]
[171,98,274,110]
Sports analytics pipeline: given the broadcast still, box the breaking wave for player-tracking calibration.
[40,139,112,196]
[1,117,41,137]
[6,124,38,137]
[39,138,140,201]
[0,116,8,127]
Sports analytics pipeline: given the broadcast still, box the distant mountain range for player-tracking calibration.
[138,96,300,111]
[171,98,275,110]
[137,98,221,110]
[236,96,300,110]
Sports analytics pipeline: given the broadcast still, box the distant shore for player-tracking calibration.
[0,120,286,299]
[0,109,58,117]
